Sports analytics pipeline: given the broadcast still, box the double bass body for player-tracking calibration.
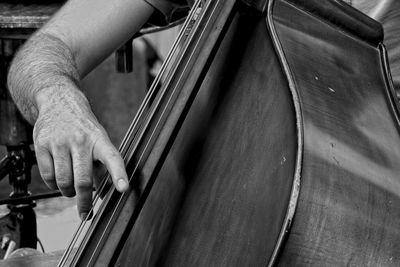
[63,0,400,266]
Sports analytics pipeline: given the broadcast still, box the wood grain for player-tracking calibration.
[274,0,400,265]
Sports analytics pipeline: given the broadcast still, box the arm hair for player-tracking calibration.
[7,32,81,124]
[7,0,155,124]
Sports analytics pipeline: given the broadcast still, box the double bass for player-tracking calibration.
[53,0,400,265]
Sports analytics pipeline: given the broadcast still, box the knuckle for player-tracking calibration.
[34,135,49,149]
[78,204,92,215]
[48,135,71,150]
[107,147,122,159]
[53,139,68,150]
[56,176,73,189]
[92,128,110,145]
[71,132,88,146]
[54,157,69,171]
[40,172,55,182]
[74,149,91,163]
[73,161,91,176]
[76,178,93,191]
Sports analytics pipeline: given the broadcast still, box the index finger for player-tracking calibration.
[92,137,129,192]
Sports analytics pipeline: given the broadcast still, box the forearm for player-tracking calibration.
[8,0,154,125]
[7,32,83,124]
[6,0,155,218]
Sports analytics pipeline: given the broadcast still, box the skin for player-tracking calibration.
[7,0,156,220]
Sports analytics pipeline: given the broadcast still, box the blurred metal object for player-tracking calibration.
[3,240,16,259]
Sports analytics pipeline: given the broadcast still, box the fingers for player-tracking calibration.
[52,144,76,197]
[35,146,57,190]
[34,117,128,221]
[32,91,128,220]
[36,142,77,197]
[93,137,129,192]
[71,147,93,220]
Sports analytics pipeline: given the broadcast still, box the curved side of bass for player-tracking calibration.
[115,3,300,266]
[60,1,301,265]
[269,0,400,265]
[59,0,400,266]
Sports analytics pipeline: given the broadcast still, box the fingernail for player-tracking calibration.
[117,178,129,191]
[80,212,88,221]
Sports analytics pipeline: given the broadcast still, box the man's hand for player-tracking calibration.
[7,0,155,219]
[34,86,129,219]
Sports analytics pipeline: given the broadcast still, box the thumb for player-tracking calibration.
[92,136,129,192]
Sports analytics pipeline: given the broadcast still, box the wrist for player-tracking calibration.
[35,83,89,114]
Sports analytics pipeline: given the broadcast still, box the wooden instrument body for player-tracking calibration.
[116,6,297,266]
[60,0,400,266]
[275,0,400,265]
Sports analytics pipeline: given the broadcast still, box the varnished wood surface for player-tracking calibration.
[116,8,297,267]
[58,0,400,266]
[273,0,400,265]
[121,0,400,265]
